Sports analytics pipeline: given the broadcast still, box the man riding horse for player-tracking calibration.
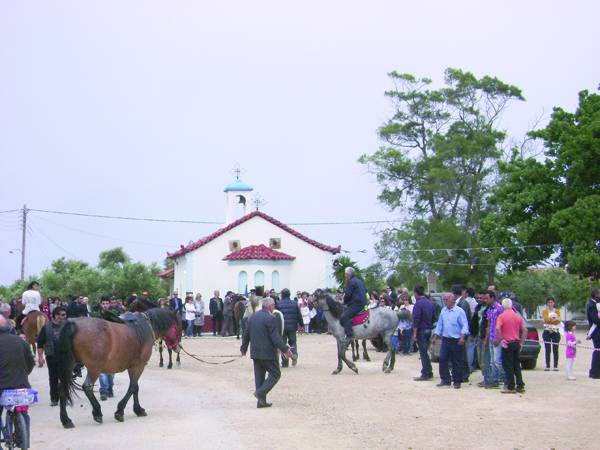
[341,267,367,343]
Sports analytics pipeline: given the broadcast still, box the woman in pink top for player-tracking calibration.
[565,321,577,380]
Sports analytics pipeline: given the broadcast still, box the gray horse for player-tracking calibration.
[313,289,406,374]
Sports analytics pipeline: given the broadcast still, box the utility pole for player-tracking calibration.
[20,204,28,280]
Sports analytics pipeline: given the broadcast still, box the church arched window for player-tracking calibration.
[254,270,265,288]
[238,271,248,295]
[271,270,280,291]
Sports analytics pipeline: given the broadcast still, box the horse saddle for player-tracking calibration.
[351,309,370,326]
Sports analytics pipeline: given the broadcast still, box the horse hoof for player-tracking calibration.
[63,421,75,429]
[331,369,341,375]
[167,365,173,370]
[351,367,359,374]
[114,413,124,422]
[159,362,164,367]
[135,409,147,417]
[93,415,103,424]
[383,368,391,374]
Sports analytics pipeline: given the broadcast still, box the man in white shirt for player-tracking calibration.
[21,281,42,315]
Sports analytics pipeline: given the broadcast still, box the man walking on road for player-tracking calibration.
[432,293,469,389]
[36,306,67,406]
[276,288,301,367]
[412,286,436,381]
[495,298,527,393]
[240,297,293,408]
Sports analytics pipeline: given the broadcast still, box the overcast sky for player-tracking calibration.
[1,0,598,286]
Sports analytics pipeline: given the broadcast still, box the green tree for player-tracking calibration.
[500,268,591,312]
[362,263,388,293]
[360,68,524,288]
[332,256,362,289]
[484,89,600,277]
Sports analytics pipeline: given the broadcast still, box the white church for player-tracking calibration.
[160,177,340,303]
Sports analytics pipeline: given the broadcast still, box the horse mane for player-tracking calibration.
[326,296,344,319]
[145,307,181,336]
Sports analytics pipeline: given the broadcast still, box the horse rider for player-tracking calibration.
[19,281,42,328]
[341,267,367,342]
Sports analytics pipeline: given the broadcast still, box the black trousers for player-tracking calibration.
[501,341,524,390]
[253,359,281,399]
[439,337,464,385]
[47,358,61,402]
[543,330,560,368]
[212,315,223,335]
[590,333,600,378]
[340,303,364,338]
[281,330,297,367]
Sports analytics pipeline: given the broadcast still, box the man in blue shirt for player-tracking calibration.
[412,286,436,381]
[432,293,469,388]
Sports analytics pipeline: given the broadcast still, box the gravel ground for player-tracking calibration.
[29,330,598,450]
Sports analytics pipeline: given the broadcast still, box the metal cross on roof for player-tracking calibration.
[230,164,245,180]
[253,193,266,211]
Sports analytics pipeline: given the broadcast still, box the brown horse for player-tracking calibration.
[21,310,48,352]
[54,308,181,428]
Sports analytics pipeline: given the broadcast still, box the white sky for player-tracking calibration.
[1,0,598,286]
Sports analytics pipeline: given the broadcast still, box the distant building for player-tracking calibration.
[161,177,340,309]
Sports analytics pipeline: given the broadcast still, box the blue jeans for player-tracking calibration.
[466,336,478,371]
[489,341,505,384]
[99,373,114,395]
[185,319,194,337]
[416,328,433,378]
[400,329,412,353]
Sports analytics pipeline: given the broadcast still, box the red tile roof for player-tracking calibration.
[223,244,295,261]
[167,210,341,259]
[157,267,174,278]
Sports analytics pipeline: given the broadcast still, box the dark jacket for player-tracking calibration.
[169,297,183,313]
[277,297,302,332]
[240,310,288,360]
[36,321,64,359]
[343,276,367,309]
[412,296,435,330]
[588,298,600,339]
[457,297,472,321]
[209,297,224,317]
[0,332,34,390]
[66,301,87,318]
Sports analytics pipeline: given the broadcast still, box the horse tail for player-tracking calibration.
[55,321,78,406]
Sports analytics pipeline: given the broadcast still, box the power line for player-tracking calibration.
[33,214,177,248]
[0,209,20,214]
[27,208,402,226]
[28,223,77,258]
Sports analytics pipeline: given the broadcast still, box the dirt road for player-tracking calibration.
[29,332,598,449]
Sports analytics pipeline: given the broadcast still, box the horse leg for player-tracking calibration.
[158,340,164,368]
[167,348,173,369]
[382,332,395,373]
[350,340,357,362]
[176,348,181,367]
[362,340,371,361]
[59,395,74,428]
[115,377,135,422]
[332,340,344,375]
[82,370,103,423]
[340,339,358,374]
[129,365,147,417]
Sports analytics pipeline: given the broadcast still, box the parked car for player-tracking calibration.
[428,293,540,370]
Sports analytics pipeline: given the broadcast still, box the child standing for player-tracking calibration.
[565,321,577,380]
